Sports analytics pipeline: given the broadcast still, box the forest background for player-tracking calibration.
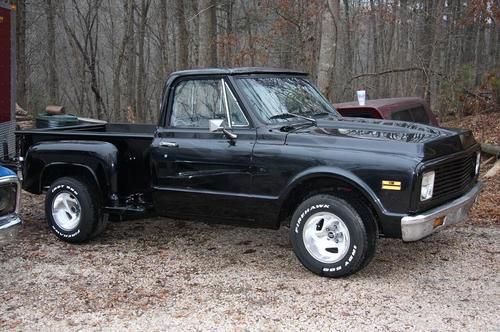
[15,0,500,123]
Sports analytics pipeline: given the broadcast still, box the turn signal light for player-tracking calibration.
[433,216,445,228]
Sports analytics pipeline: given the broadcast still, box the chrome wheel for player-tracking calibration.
[302,211,351,264]
[51,191,81,231]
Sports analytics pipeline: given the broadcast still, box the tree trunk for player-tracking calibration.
[175,0,189,70]
[317,0,338,100]
[198,0,217,67]
[343,0,353,77]
[126,0,136,121]
[136,0,151,122]
[369,0,380,97]
[113,0,133,121]
[158,0,169,75]
[45,0,58,104]
[474,20,485,86]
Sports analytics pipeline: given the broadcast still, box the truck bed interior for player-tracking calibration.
[20,122,156,138]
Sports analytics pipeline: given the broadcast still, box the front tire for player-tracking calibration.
[290,194,376,277]
[45,176,104,243]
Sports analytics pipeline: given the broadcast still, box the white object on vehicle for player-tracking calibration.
[356,90,366,106]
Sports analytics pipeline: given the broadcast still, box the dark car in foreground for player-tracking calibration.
[16,68,481,277]
[334,97,439,126]
[0,166,21,245]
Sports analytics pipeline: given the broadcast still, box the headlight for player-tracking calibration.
[0,184,17,216]
[420,171,435,201]
[475,152,481,175]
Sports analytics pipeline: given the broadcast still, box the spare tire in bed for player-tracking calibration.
[36,112,79,128]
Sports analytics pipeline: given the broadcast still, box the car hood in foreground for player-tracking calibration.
[0,166,16,177]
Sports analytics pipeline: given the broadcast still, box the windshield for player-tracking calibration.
[235,77,340,124]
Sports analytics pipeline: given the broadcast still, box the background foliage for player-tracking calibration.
[15,0,499,122]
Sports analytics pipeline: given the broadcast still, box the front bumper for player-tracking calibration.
[0,175,22,246]
[401,183,481,242]
[0,214,22,245]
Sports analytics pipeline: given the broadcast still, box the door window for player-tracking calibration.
[171,79,225,128]
[171,79,249,128]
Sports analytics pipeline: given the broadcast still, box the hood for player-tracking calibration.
[285,117,477,160]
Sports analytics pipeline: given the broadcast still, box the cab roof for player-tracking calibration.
[168,67,307,80]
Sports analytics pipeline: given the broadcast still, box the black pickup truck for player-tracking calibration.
[17,68,482,277]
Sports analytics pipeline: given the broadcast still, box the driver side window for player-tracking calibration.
[171,79,225,128]
[171,79,249,128]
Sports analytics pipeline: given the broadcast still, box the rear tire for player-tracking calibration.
[45,176,105,243]
[289,194,376,277]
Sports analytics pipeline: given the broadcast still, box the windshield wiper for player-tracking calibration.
[269,112,317,126]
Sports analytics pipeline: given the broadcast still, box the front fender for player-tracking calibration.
[23,141,118,198]
[279,166,388,215]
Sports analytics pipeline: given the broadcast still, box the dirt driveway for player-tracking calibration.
[0,194,498,331]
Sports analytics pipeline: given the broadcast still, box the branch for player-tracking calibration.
[274,9,301,30]
[350,67,424,82]
[187,4,216,22]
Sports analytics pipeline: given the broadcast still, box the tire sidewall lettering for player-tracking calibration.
[295,204,330,234]
[51,184,79,197]
[321,244,357,273]
[49,184,81,236]
[50,224,81,238]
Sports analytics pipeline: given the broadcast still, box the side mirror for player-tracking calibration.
[209,119,224,133]
[208,119,238,141]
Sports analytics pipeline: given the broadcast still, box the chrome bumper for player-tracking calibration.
[0,214,22,245]
[0,175,22,245]
[401,183,482,242]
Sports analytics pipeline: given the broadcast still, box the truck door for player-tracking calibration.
[151,77,257,222]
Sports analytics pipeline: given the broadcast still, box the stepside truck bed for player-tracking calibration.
[17,123,155,196]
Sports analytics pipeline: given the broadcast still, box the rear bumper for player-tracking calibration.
[401,183,481,242]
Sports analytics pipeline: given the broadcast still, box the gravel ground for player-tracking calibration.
[0,194,499,331]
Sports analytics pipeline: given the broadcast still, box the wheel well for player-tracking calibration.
[41,164,102,197]
[279,176,382,234]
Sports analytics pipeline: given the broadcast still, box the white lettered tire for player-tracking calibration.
[45,177,105,243]
[290,194,375,277]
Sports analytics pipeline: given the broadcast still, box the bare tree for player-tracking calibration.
[60,0,107,119]
[317,0,339,99]
[198,0,217,67]
[45,0,58,104]
[17,0,499,122]
[175,0,189,70]
[16,0,27,108]
[136,0,152,122]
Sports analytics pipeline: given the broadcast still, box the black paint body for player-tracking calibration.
[16,68,480,238]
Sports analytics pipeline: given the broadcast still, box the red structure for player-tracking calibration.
[0,0,15,160]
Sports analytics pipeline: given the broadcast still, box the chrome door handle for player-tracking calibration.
[159,141,179,148]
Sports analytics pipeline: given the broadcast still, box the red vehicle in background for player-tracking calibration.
[333,97,439,127]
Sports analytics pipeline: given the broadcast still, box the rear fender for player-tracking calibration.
[23,141,118,203]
